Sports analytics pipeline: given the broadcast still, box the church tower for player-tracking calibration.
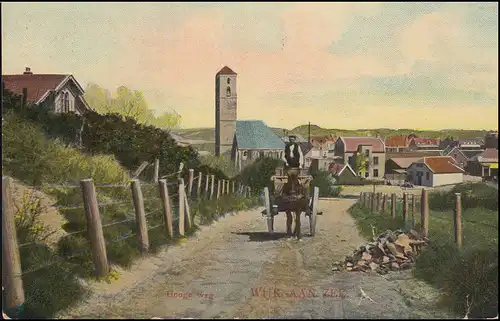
[215,66,237,156]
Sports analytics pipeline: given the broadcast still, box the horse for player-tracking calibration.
[281,168,308,240]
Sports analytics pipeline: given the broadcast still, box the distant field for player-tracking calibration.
[175,125,489,142]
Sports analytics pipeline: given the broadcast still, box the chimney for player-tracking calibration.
[23,67,32,75]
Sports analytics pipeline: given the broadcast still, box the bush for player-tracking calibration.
[429,182,498,211]
[235,157,282,192]
[310,171,341,197]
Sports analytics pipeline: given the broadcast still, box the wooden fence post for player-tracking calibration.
[197,172,202,198]
[232,181,235,194]
[2,177,25,310]
[454,193,462,249]
[370,192,375,213]
[217,180,221,199]
[81,179,109,278]
[180,178,192,230]
[403,193,408,222]
[359,192,363,205]
[130,179,149,254]
[264,187,272,233]
[391,193,396,218]
[158,179,173,238]
[188,169,194,197]
[210,175,215,200]
[363,192,368,207]
[227,180,230,194]
[376,193,381,212]
[153,159,159,183]
[382,194,387,212]
[411,194,416,228]
[421,189,429,237]
[205,173,210,198]
[221,180,225,196]
[178,179,185,236]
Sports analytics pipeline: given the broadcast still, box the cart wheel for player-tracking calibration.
[309,186,319,236]
[264,187,274,233]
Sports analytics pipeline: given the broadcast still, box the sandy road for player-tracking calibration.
[58,199,455,319]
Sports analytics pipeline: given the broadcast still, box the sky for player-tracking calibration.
[2,2,498,130]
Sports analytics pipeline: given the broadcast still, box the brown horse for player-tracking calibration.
[282,169,308,240]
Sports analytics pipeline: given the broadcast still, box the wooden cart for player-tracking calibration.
[262,168,320,236]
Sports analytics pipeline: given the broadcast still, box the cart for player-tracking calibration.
[262,167,320,236]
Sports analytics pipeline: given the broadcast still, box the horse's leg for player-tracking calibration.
[295,211,301,240]
[286,211,293,236]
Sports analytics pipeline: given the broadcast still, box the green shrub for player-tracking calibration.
[429,182,498,211]
[311,170,342,197]
[235,157,282,192]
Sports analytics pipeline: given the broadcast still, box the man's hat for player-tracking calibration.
[288,135,297,139]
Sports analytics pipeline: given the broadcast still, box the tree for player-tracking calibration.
[83,83,181,129]
[353,145,370,177]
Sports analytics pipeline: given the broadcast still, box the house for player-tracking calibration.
[384,134,415,152]
[328,163,359,185]
[441,146,469,170]
[2,67,93,114]
[386,151,442,159]
[231,120,285,170]
[484,132,498,149]
[466,148,498,179]
[310,136,336,158]
[407,156,464,187]
[334,137,386,179]
[385,157,423,183]
[408,137,441,151]
[310,156,335,173]
[299,142,316,170]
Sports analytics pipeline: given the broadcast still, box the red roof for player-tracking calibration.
[410,137,440,146]
[385,135,410,147]
[417,156,464,174]
[3,74,67,103]
[389,157,422,169]
[340,137,385,153]
[216,66,237,75]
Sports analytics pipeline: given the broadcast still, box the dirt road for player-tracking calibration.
[58,199,455,319]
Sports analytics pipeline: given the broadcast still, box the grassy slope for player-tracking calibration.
[348,183,498,318]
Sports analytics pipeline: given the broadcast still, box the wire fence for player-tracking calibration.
[3,165,255,314]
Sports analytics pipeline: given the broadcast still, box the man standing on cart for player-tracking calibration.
[282,135,304,172]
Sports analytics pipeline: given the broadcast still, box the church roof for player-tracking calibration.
[217,66,237,75]
[235,120,285,150]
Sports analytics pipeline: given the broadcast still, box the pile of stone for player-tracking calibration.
[332,229,429,275]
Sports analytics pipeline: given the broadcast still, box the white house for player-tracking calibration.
[407,156,464,187]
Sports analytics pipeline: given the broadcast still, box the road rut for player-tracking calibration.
[58,199,456,319]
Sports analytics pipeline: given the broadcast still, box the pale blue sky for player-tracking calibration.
[2,2,498,130]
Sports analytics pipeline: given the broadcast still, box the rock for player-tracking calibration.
[382,256,390,264]
[357,260,367,266]
[332,266,340,271]
[346,267,353,271]
[361,252,372,261]
[369,262,379,271]
[395,234,413,254]
[390,262,400,270]
[346,262,354,267]
[386,243,406,259]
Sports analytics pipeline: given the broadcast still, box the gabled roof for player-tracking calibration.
[328,163,356,176]
[3,74,68,103]
[216,66,237,75]
[444,146,468,159]
[470,148,498,163]
[339,137,385,153]
[412,156,464,174]
[385,135,410,147]
[235,120,285,150]
[388,157,423,169]
[461,149,484,160]
[298,142,314,155]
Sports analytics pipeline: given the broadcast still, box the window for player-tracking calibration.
[64,92,69,112]
[226,86,231,97]
[259,151,264,158]
[373,169,379,177]
[227,78,230,84]
[426,172,430,180]
[373,156,379,165]
[364,149,370,156]
[243,151,248,157]
[365,171,369,178]
[348,156,352,164]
